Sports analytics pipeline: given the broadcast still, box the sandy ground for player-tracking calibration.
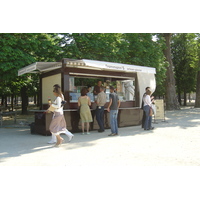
[0,106,200,166]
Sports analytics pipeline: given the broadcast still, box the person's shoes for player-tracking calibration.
[68,134,74,142]
[82,132,85,135]
[87,132,90,135]
[150,127,154,130]
[108,133,118,136]
[98,129,104,132]
[60,137,65,144]
[48,140,56,144]
[52,144,60,147]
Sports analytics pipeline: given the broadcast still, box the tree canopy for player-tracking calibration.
[1,33,199,111]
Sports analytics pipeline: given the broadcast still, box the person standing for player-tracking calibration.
[48,84,74,144]
[141,87,150,128]
[96,86,107,132]
[93,80,102,98]
[78,87,93,134]
[107,86,120,136]
[143,90,154,130]
[141,87,155,128]
[49,86,74,147]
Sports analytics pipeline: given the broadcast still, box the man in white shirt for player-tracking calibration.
[142,90,154,130]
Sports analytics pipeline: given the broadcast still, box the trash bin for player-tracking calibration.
[30,122,35,134]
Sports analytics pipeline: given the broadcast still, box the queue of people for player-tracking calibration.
[47,82,155,147]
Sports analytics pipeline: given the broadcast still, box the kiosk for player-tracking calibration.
[18,58,156,135]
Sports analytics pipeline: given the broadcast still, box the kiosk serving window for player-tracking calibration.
[69,76,135,103]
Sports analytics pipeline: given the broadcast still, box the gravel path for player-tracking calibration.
[0,107,200,166]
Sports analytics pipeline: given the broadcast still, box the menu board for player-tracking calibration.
[154,99,165,120]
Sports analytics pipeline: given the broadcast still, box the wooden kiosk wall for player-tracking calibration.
[34,59,143,135]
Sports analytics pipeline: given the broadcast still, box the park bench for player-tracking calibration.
[0,111,17,127]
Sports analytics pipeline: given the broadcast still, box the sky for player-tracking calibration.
[1,1,200,33]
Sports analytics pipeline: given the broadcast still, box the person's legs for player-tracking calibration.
[141,110,146,128]
[64,129,74,141]
[48,133,57,144]
[113,110,118,134]
[81,122,85,134]
[96,108,101,130]
[110,110,115,133]
[55,135,62,146]
[148,116,152,129]
[99,106,105,131]
[86,122,90,134]
[51,133,62,146]
[143,106,150,130]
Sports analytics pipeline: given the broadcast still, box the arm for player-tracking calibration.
[78,97,81,107]
[88,96,91,106]
[107,98,112,112]
[118,100,121,109]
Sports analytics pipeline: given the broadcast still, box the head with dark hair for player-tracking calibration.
[145,87,150,91]
[81,87,88,96]
[53,86,62,97]
[97,80,102,87]
[54,84,61,89]
[110,86,115,92]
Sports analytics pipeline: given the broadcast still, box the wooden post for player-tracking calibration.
[61,59,70,108]
[134,74,139,107]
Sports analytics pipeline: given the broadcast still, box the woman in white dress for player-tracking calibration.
[49,86,74,147]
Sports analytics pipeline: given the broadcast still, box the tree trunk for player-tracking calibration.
[5,96,8,107]
[11,94,14,111]
[178,92,181,105]
[183,91,187,106]
[195,71,200,107]
[163,33,180,110]
[21,86,28,114]
[1,95,4,106]
[34,94,36,105]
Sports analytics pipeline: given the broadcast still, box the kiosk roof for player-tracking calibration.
[18,59,156,76]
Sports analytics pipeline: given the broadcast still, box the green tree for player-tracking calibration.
[195,34,200,107]
[0,33,61,114]
[162,33,180,110]
[60,33,127,62]
[171,33,198,106]
[122,33,166,96]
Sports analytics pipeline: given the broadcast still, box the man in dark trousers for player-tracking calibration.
[107,86,121,136]
[96,86,107,132]
[141,87,154,128]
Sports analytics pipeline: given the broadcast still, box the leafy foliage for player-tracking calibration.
[171,33,199,105]
[2,33,198,110]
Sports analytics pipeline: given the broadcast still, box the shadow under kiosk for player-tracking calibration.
[18,58,156,136]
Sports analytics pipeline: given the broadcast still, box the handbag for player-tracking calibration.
[47,105,57,113]
[149,107,153,116]
[61,100,67,107]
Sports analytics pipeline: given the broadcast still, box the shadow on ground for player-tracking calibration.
[1,107,200,164]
